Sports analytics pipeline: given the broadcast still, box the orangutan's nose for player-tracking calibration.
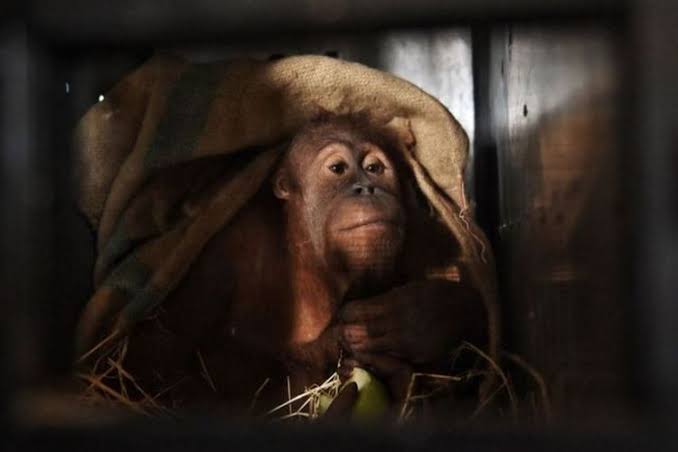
[352,182,376,196]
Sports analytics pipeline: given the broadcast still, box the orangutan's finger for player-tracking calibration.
[323,382,359,420]
[352,352,413,401]
[342,324,368,343]
[352,352,407,376]
[346,332,396,354]
[338,358,358,380]
[340,298,387,323]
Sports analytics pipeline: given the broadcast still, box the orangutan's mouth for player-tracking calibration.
[338,218,399,232]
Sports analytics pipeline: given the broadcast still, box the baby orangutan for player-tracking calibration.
[120,114,488,418]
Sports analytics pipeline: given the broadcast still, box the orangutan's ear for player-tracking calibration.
[273,167,292,200]
[385,116,416,151]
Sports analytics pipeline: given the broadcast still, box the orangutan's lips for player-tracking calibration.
[339,219,397,232]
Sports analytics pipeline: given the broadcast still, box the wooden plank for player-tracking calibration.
[490,25,630,421]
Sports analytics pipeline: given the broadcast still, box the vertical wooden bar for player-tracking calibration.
[0,24,45,411]
[634,0,678,420]
[490,25,630,422]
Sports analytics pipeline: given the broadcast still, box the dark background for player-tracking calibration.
[1,0,677,448]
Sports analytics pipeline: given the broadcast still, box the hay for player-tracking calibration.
[501,351,553,421]
[249,378,271,413]
[399,373,463,420]
[265,372,342,421]
[196,349,217,393]
[76,337,179,419]
[78,338,550,425]
[266,341,550,425]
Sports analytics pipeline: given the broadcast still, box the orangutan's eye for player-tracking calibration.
[364,162,384,174]
[328,162,348,175]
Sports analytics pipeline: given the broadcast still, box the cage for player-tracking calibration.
[1,0,676,449]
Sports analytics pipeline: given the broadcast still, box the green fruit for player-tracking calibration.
[344,367,390,421]
[318,393,334,414]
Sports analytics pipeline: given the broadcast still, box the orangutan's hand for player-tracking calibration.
[339,280,486,365]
